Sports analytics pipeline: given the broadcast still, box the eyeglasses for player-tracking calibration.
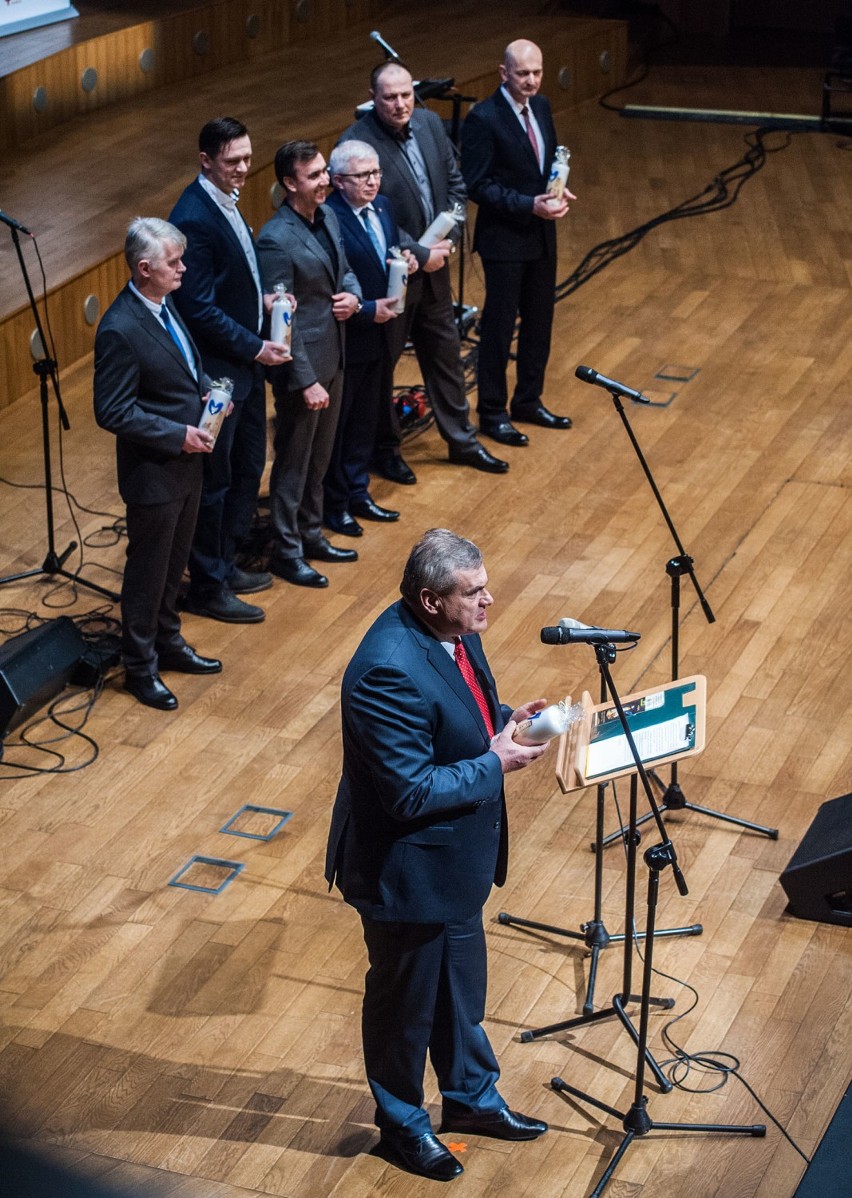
[340,169,383,182]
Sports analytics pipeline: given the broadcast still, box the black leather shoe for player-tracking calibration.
[229,567,273,594]
[439,1106,548,1141]
[324,511,363,537]
[480,419,529,447]
[123,672,178,711]
[511,403,572,430]
[448,444,509,474]
[303,536,358,564]
[350,498,400,522]
[182,587,265,624]
[378,1131,463,1182]
[270,556,329,587]
[158,646,222,675]
[372,456,417,485]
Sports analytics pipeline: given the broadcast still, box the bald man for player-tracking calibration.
[461,39,576,446]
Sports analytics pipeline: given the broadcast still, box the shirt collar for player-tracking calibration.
[501,85,528,117]
[198,171,239,212]
[129,279,165,316]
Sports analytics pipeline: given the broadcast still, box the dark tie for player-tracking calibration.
[160,304,193,373]
[359,208,385,263]
[521,105,539,165]
[454,638,495,738]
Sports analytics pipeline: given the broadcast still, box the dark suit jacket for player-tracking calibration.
[255,202,360,392]
[168,179,264,403]
[339,108,466,269]
[93,285,205,506]
[461,89,559,262]
[325,189,401,365]
[326,600,512,925]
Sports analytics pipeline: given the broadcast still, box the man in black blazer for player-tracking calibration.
[339,64,508,481]
[169,116,290,623]
[461,40,575,447]
[93,218,221,711]
[255,141,362,588]
[326,529,549,1181]
[324,139,417,537]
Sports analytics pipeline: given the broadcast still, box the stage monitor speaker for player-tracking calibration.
[779,794,852,927]
[0,617,86,738]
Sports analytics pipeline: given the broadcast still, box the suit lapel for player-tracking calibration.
[280,204,336,285]
[127,289,199,385]
[192,179,259,289]
[495,88,541,173]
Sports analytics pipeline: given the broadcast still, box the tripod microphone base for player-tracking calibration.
[551,1077,766,1198]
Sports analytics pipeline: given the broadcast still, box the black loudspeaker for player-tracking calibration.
[0,617,85,738]
[779,795,852,927]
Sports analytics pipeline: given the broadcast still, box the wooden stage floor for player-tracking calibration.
[0,53,850,1198]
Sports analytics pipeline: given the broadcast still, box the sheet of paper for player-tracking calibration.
[586,713,690,778]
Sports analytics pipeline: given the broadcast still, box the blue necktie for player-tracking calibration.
[360,208,385,263]
[160,304,194,374]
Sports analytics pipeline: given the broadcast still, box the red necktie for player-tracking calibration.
[454,638,495,738]
[521,105,539,165]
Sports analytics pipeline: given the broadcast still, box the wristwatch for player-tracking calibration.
[354,299,363,314]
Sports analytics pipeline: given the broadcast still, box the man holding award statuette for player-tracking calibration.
[325,529,552,1181]
[339,64,509,480]
[93,218,221,712]
[461,39,576,446]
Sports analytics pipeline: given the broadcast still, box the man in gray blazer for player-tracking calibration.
[255,141,363,588]
[339,63,508,482]
[93,217,221,711]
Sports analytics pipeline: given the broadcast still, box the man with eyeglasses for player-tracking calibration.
[324,140,418,537]
[339,63,509,482]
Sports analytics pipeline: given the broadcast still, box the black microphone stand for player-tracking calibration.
[599,388,777,847]
[0,225,119,601]
[550,640,766,1197]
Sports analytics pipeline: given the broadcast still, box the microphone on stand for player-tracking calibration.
[575,364,649,404]
[541,618,640,645]
[369,30,402,62]
[0,209,34,237]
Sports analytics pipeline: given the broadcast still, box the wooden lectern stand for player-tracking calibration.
[555,675,706,793]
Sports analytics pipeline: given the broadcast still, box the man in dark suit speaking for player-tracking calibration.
[461,39,576,447]
[325,529,549,1181]
[94,217,221,711]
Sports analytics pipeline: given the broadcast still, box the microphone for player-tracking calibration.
[0,209,34,237]
[541,618,640,645]
[369,30,402,62]
[575,364,649,404]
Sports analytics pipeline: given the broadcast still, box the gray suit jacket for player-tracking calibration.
[255,202,360,392]
[339,108,467,269]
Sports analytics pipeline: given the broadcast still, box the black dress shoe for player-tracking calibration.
[439,1106,548,1141]
[229,567,273,594]
[182,587,265,624]
[372,456,417,485]
[303,536,358,564]
[378,1131,463,1182]
[269,556,329,587]
[158,646,222,675]
[448,444,510,474]
[123,672,178,711]
[511,403,572,429]
[479,419,529,447]
[350,498,400,522]
[324,511,363,537]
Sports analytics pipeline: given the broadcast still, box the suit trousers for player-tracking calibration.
[122,482,201,674]
[360,911,503,1135]
[476,253,557,421]
[269,371,343,558]
[188,369,267,595]
[324,353,392,517]
[377,268,477,460]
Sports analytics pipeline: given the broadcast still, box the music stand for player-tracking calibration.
[548,642,765,1197]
